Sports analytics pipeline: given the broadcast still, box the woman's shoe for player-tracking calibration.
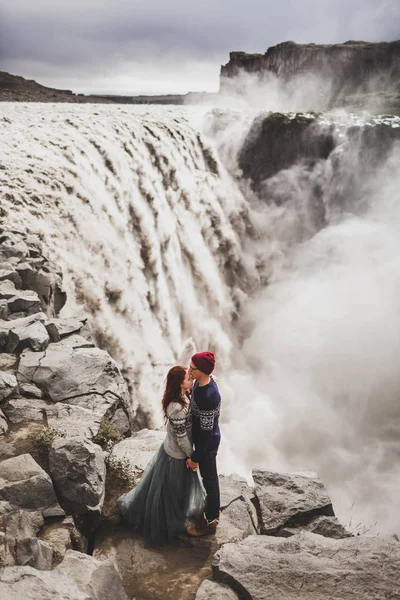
[186,518,219,537]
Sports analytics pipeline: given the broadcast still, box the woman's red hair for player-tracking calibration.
[162,366,188,416]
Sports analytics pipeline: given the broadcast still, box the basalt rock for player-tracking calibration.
[212,532,400,600]
[238,113,335,189]
[253,470,334,535]
[0,453,64,517]
[0,229,66,318]
[49,438,106,516]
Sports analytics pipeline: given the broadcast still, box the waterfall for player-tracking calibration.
[1,102,400,536]
[0,103,258,422]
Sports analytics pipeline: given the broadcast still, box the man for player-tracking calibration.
[186,351,221,536]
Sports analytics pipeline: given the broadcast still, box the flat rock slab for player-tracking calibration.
[93,525,216,600]
[253,470,333,534]
[213,532,400,600]
[196,580,239,600]
[18,343,128,404]
[45,402,107,440]
[0,453,64,517]
[46,317,86,338]
[7,319,49,353]
[111,429,165,473]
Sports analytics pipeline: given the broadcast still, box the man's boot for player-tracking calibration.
[186,516,219,537]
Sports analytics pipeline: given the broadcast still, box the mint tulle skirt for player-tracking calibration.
[118,444,205,547]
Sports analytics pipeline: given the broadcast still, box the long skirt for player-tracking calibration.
[118,444,205,547]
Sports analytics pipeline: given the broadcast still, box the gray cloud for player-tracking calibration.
[0,0,399,93]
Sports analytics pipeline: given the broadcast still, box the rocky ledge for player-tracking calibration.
[0,227,399,600]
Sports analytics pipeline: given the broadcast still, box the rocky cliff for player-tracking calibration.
[220,40,400,111]
[0,71,115,103]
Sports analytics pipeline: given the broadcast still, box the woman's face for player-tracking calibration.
[181,369,193,393]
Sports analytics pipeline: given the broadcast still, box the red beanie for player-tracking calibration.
[191,351,215,375]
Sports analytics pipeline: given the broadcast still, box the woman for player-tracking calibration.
[118,366,205,547]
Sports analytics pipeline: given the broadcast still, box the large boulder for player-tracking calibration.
[0,313,49,353]
[0,509,54,569]
[56,550,128,600]
[0,551,128,600]
[16,264,66,317]
[0,453,64,517]
[12,537,54,570]
[110,429,165,474]
[17,340,133,438]
[17,340,130,407]
[49,438,106,515]
[0,280,41,316]
[213,532,400,600]
[38,516,76,560]
[253,470,333,534]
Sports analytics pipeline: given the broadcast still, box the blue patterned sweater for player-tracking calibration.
[191,377,221,463]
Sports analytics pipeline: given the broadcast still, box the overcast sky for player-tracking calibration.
[0,0,399,95]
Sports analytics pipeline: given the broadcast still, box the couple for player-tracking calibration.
[118,351,221,547]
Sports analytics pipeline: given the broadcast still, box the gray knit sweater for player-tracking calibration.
[163,400,193,459]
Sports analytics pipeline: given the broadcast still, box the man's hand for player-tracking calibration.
[186,458,199,472]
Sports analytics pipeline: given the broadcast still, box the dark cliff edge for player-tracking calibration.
[220,40,400,112]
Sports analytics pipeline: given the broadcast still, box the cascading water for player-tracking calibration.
[1,102,400,537]
[0,103,259,423]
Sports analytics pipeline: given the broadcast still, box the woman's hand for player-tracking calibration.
[186,458,199,472]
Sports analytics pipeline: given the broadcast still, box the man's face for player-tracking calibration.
[188,361,201,381]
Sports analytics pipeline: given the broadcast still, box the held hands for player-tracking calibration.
[186,458,199,472]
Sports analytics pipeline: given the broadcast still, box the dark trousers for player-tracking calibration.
[199,450,220,522]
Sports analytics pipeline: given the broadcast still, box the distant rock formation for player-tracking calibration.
[0,71,113,103]
[220,40,400,111]
[0,70,216,105]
